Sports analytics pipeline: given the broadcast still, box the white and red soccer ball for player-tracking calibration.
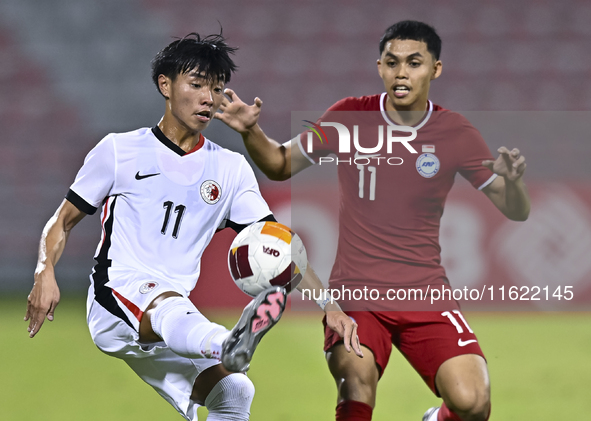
[228,221,307,297]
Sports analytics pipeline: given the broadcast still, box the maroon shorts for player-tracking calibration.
[323,310,485,396]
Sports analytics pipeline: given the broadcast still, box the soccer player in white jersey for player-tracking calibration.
[25,33,360,421]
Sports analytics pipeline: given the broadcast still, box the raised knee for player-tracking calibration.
[205,373,255,420]
[327,345,379,407]
[337,372,377,407]
[445,385,490,421]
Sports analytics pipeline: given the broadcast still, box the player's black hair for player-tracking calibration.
[151,32,237,96]
[379,20,441,60]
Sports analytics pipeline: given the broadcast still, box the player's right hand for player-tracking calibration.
[214,88,263,134]
[25,268,61,338]
[325,305,364,358]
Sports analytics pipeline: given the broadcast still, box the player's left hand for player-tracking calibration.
[325,304,364,358]
[482,146,526,182]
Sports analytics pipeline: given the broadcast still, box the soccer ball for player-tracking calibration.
[228,221,307,297]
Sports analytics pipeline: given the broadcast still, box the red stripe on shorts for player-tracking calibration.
[112,289,144,322]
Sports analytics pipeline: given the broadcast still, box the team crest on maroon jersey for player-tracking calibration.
[416,153,440,178]
[200,180,222,204]
[139,282,158,294]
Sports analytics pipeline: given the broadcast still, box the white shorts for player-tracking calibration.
[86,267,221,420]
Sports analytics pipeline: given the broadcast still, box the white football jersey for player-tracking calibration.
[68,127,271,294]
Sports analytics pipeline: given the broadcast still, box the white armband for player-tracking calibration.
[316,289,343,312]
[316,290,331,311]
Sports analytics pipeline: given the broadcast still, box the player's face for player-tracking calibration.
[377,39,442,112]
[159,70,225,133]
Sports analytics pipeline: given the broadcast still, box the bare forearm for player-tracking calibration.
[297,263,362,356]
[482,147,530,221]
[36,214,69,275]
[35,200,84,276]
[503,177,530,221]
[241,125,291,181]
[27,200,83,337]
[297,263,325,295]
[297,264,341,312]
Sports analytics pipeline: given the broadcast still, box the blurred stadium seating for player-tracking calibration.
[1,0,590,301]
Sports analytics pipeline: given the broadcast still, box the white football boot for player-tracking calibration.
[422,407,440,421]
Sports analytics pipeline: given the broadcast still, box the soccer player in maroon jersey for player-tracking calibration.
[216,21,530,421]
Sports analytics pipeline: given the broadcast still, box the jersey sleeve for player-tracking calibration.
[225,158,272,225]
[456,117,497,190]
[66,134,116,215]
[292,97,358,164]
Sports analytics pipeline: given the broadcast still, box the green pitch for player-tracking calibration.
[2,296,590,420]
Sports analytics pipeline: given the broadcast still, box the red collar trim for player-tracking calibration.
[152,126,205,157]
[185,133,205,156]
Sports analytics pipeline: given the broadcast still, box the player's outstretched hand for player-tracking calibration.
[482,146,526,182]
[325,304,364,358]
[214,88,263,134]
[24,269,60,338]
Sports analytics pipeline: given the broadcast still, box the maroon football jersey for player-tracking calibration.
[296,93,496,295]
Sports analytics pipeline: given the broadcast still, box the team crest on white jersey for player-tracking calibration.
[139,282,158,294]
[200,180,221,204]
[416,153,440,178]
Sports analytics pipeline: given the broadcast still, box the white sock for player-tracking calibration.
[202,327,231,359]
[151,296,229,359]
[205,373,255,421]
